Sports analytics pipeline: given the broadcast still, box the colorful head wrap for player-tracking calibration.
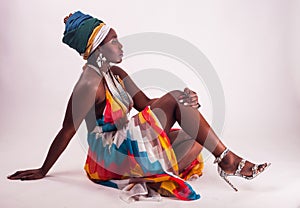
[62,11,111,59]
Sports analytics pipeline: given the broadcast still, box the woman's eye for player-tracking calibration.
[111,39,118,44]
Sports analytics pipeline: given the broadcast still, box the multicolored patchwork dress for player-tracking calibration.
[84,65,204,202]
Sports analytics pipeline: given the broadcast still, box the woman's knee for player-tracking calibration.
[162,90,184,105]
[151,90,183,108]
[167,90,184,100]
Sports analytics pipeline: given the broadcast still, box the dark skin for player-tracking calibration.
[8,28,268,181]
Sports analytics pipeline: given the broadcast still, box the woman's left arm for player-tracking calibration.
[111,66,156,111]
[111,66,200,111]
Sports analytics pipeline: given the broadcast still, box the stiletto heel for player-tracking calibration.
[218,166,238,191]
[214,148,271,191]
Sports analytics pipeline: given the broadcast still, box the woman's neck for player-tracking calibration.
[87,60,111,73]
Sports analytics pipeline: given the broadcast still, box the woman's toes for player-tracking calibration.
[258,163,268,172]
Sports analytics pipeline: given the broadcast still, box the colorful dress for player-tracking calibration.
[84,65,204,202]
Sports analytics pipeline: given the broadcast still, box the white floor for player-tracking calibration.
[2,125,300,208]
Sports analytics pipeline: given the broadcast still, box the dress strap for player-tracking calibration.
[87,64,133,114]
[87,64,103,76]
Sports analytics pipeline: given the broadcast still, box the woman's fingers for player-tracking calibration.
[20,173,38,181]
[183,87,191,94]
[7,169,44,180]
[178,88,200,108]
[192,103,201,108]
[8,171,30,180]
[178,94,197,100]
[178,95,198,104]
[7,170,24,179]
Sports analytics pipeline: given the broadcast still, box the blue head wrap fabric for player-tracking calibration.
[62,11,103,54]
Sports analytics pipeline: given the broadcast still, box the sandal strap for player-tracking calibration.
[251,164,259,177]
[214,148,229,164]
[235,159,246,175]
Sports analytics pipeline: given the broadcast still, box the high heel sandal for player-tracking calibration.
[214,148,271,191]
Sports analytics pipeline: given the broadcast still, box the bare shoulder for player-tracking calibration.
[73,69,105,98]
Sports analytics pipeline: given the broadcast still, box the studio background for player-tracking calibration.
[1,0,299,207]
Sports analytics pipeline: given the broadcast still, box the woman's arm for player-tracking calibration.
[111,66,200,111]
[7,79,103,180]
[111,66,157,111]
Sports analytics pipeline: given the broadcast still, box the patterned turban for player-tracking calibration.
[62,11,111,59]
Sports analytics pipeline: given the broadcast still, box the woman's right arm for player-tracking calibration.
[7,80,102,180]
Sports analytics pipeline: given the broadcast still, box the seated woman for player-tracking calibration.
[7,11,270,202]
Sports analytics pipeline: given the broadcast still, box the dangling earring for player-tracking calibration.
[96,52,104,68]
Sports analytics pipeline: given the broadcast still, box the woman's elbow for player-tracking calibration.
[60,125,76,141]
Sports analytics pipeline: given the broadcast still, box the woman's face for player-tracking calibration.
[99,28,123,63]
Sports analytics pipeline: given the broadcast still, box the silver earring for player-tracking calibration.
[96,53,104,68]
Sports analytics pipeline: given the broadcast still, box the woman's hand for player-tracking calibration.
[7,168,45,181]
[178,87,201,109]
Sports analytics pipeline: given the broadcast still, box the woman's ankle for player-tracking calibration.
[218,151,240,173]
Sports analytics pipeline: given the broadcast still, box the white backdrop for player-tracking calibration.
[1,0,300,208]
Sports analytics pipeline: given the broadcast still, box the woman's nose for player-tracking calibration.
[119,41,123,49]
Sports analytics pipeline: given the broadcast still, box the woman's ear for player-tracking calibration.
[87,48,100,64]
[92,48,101,58]
[97,46,103,53]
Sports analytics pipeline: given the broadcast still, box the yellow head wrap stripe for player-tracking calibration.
[83,23,105,59]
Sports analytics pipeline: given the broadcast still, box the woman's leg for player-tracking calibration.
[150,90,225,156]
[150,90,267,176]
[168,130,202,172]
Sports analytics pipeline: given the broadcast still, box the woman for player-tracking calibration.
[7,11,270,201]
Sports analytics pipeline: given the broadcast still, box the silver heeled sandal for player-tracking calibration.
[214,148,271,191]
